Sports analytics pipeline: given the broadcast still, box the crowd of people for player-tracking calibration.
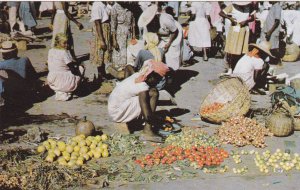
[1,1,300,141]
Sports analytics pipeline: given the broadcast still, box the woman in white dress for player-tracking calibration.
[188,2,212,61]
[47,33,84,101]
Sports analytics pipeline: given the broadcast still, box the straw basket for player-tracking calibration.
[294,117,300,131]
[199,77,251,124]
[266,112,294,137]
[14,40,27,51]
[282,43,300,62]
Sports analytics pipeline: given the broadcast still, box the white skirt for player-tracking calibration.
[293,19,300,46]
[188,17,211,48]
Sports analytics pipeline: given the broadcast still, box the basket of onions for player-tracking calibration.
[200,77,251,124]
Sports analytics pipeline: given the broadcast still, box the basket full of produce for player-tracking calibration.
[200,77,251,124]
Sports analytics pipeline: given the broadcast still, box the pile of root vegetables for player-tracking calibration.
[216,116,273,147]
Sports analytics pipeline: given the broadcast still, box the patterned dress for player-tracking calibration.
[110,3,133,68]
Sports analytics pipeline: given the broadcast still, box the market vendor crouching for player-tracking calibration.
[108,60,169,142]
[231,41,273,93]
[47,33,85,101]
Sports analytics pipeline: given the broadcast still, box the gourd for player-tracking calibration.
[75,116,95,136]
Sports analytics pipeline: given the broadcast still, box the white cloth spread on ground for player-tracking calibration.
[108,73,149,123]
[158,13,183,71]
[47,49,81,92]
[90,2,109,23]
[232,54,264,90]
[188,2,211,48]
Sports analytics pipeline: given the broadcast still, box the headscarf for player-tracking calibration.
[135,60,170,83]
[144,32,162,62]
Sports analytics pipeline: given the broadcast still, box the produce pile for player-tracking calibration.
[36,134,109,167]
[107,134,144,156]
[216,116,273,147]
[254,149,300,173]
[200,102,225,115]
[165,127,220,149]
[135,145,229,169]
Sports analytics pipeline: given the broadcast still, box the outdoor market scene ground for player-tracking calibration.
[1,16,300,190]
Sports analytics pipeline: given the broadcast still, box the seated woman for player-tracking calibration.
[47,33,84,101]
[232,41,272,92]
[0,41,37,106]
[108,60,169,142]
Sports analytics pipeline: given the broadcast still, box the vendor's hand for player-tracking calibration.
[265,32,272,41]
[77,22,84,30]
[112,40,119,51]
[99,41,107,51]
[239,21,247,27]
[230,18,237,26]
[164,43,171,53]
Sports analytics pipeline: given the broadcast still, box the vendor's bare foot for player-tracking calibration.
[139,124,162,142]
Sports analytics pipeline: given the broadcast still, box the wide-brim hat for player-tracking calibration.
[249,41,274,58]
[0,41,17,53]
[138,4,158,28]
[233,1,251,6]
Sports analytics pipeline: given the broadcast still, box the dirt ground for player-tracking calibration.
[1,16,300,189]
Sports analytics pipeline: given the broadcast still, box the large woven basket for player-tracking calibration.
[266,112,294,137]
[199,77,251,124]
[294,117,300,131]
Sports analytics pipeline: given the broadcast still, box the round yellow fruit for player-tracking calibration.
[73,146,80,152]
[58,160,67,166]
[63,154,71,161]
[45,155,54,163]
[37,145,46,153]
[94,151,101,159]
[101,144,108,149]
[48,152,56,158]
[102,150,109,158]
[101,134,108,141]
[87,151,94,158]
[95,135,101,142]
[90,143,97,150]
[43,141,50,147]
[82,154,90,161]
[76,159,84,166]
[78,134,86,140]
[49,141,57,149]
[54,148,61,157]
[85,139,92,146]
[66,145,74,153]
[78,140,86,147]
[80,146,88,154]
[67,160,76,167]
[57,141,66,152]
[95,147,103,153]
[71,152,79,158]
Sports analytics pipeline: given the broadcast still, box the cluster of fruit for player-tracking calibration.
[165,127,220,149]
[135,145,229,169]
[232,166,248,174]
[36,134,109,167]
[254,149,300,173]
[200,102,225,115]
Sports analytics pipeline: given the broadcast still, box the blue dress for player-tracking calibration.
[19,2,37,28]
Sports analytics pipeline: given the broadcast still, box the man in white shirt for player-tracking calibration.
[232,41,273,93]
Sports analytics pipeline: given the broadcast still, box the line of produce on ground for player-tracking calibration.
[2,113,300,190]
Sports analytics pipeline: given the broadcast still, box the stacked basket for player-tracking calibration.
[199,77,251,124]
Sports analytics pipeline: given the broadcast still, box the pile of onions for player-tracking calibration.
[216,116,273,148]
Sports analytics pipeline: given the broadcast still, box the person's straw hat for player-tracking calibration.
[0,41,17,53]
[233,1,251,6]
[138,4,158,28]
[249,41,274,58]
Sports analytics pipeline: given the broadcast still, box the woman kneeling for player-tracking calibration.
[47,33,84,101]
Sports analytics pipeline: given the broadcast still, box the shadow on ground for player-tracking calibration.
[165,69,199,96]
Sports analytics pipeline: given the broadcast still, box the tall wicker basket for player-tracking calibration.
[199,77,251,124]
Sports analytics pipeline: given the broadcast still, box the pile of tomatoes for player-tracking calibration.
[135,145,229,169]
